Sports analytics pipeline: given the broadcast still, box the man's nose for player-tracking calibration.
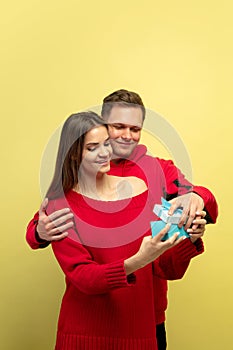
[121,128,132,140]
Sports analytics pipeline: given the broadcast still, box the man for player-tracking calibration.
[26,89,218,349]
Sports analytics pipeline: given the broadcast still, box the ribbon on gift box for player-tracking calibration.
[153,197,184,224]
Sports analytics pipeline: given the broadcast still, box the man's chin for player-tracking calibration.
[111,150,133,160]
[110,143,137,160]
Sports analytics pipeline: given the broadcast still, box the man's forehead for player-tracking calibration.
[107,105,143,127]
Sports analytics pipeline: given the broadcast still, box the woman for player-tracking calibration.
[43,111,203,350]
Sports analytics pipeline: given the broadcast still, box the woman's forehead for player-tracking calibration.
[84,126,108,143]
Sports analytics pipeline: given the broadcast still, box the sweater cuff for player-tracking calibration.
[192,237,204,252]
[192,186,218,224]
[34,220,51,248]
[175,237,204,261]
[105,260,136,289]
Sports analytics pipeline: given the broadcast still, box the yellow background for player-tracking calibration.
[1,1,232,349]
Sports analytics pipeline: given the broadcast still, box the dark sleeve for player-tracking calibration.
[25,212,50,250]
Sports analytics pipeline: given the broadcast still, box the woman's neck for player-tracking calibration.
[74,173,147,201]
[75,173,118,200]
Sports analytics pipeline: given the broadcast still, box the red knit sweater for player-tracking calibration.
[26,144,212,325]
[46,190,204,350]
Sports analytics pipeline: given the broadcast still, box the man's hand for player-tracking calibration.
[36,198,74,242]
[187,210,207,243]
[168,193,204,230]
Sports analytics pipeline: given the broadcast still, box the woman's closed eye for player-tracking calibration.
[87,147,96,152]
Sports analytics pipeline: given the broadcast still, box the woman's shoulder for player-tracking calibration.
[111,175,147,199]
[125,176,147,189]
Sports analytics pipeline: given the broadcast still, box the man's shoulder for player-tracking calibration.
[134,145,175,168]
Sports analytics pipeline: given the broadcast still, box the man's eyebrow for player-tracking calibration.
[110,123,141,128]
[109,123,124,126]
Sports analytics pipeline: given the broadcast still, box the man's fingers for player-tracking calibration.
[178,206,190,228]
[181,209,206,230]
[50,232,69,241]
[45,213,74,231]
[178,213,188,228]
[187,228,205,234]
[168,201,181,215]
[49,208,71,221]
[45,221,74,236]
[190,219,207,231]
[39,198,71,222]
[184,203,197,229]
[195,210,206,218]
[37,203,74,242]
[39,198,49,215]
[187,223,206,233]
[192,218,207,226]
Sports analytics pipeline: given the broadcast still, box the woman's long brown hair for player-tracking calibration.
[46,111,107,199]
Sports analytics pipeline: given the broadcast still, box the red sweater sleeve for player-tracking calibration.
[158,158,193,196]
[158,158,218,223]
[28,197,135,294]
[52,237,135,295]
[192,186,218,223]
[153,237,204,280]
[26,211,50,250]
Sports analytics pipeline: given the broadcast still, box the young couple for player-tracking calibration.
[26,89,218,350]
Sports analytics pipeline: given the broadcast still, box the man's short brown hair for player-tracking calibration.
[101,89,146,121]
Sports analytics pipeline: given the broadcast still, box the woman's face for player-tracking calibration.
[81,126,112,176]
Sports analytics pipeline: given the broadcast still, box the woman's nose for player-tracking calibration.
[98,145,110,157]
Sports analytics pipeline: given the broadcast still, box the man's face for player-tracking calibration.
[107,106,143,159]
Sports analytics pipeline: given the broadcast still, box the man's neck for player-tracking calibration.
[111,157,124,164]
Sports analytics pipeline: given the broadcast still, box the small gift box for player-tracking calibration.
[151,198,189,241]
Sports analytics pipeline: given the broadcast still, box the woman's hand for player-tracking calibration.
[124,224,183,275]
